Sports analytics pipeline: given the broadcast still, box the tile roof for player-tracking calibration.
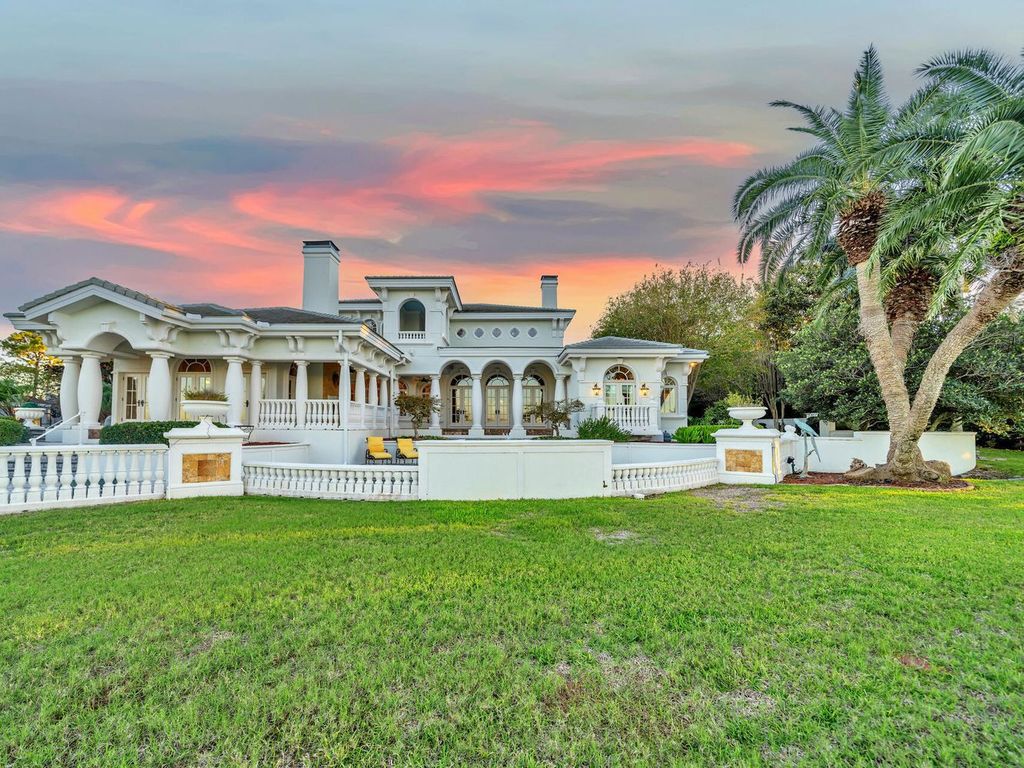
[19,277,172,312]
[242,307,360,325]
[460,303,571,313]
[562,335,706,354]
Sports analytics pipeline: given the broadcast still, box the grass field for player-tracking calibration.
[975,447,1024,478]
[2,480,1023,766]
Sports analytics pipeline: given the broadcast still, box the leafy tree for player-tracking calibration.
[395,392,441,438]
[525,398,584,437]
[0,378,26,417]
[592,265,760,410]
[0,331,61,401]
[778,298,1024,441]
[735,47,1024,483]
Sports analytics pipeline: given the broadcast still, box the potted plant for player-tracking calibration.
[181,389,230,421]
[726,402,767,432]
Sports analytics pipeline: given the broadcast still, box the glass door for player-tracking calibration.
[120,373,149,422]
[485,375,510,427]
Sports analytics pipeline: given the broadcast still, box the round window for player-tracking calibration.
[492,327,501,337]
[456,328,466,338]
[510,327,520,338]
[474,327,484,338]
[527,327,538,338]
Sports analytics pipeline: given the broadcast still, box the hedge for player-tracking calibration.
[0,417,28,446]
[673,424,735,444]
[575,416,631,442]
[99,421,224,446]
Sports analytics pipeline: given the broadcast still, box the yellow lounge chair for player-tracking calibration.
[396,438,419,463]
[365,436,392,464]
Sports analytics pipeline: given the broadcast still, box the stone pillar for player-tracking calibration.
[294,361,308,429]
[510,373,526,438]
[429,375,441,431]
[713,424,784,484]
[164,420,245,499]
[249,361,262,426]
[59,356,80,424]
[469,373,484,438]
[224,357,246,427]
[78,352,104,430]
[147,352,173,421]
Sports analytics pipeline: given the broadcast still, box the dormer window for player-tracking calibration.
[399,299,426,333]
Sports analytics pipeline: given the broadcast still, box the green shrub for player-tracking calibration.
[99,421,224,446]
[575,416,631,442]
[0,417,28,446]
[182,389,228,401]
[673,424,733,443]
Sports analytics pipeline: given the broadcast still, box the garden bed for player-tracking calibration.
[782,471,972,490]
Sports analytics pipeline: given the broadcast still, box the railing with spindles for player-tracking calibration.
[1,444,168,515]
[257,399,297,429]
[304,399,341,429]
[243,461,418,500]
[610,458,718,496]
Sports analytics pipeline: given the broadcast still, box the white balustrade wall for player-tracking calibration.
[243,462,419,500]
[1,444,167,515]
[256,399,392,431]
[610,458,719,496]
[596,404,655,431]
[304,399,341,429]
[257,399,297,429]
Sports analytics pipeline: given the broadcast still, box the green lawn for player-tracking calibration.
[975,447,1024,478]
[2,482,1023,766]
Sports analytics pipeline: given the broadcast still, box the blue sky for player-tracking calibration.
[1,1,1019,337]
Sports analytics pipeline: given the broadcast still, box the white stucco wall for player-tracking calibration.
[783,431,977,476]
[611,442,715,463]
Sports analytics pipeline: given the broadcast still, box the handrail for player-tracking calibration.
[30,411,80,447]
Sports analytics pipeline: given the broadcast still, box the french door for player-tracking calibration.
[119,373,149,422]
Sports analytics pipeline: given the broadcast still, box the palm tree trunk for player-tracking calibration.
[887,249,1024,480]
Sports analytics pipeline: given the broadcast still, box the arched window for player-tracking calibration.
[486,374,510,426]
[364,318,378,333]
[450,374,473,425]
[176,359,213,418]
[661,376,678,415]
[399,299,426,332]
[177,358,211,373]
[603,364,635,406]
[523,373,546,423]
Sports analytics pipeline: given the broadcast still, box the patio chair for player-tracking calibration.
[365,436,393,464]
[396,438,419,463]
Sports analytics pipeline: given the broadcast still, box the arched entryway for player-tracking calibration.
[481,361,514,432]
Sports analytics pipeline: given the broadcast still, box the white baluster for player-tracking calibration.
[42,449,58,502]
[10,453,27,505]
[27,451,43,504]
[0,451,10,505]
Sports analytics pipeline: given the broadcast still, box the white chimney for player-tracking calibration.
[541,275,558,309]
[301,240,340,315]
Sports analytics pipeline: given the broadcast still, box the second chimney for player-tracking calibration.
[541,275,558,309]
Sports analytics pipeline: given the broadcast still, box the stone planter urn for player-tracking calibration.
[181,400,230,422]
[13,405,46,427]
[727,406,767,433]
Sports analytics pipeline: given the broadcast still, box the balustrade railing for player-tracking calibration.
[257,399,297,429]
[1,444,167,514]
[305,399,341,429]
[396,331,427,341]
[243,461,418,500]
[257,399,393,431]
[610,458,718,496]
[594,404,656,431]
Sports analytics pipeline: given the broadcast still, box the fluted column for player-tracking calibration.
[249,361,262,426]
[78,352,103,429]
[147,352,173,421]
[469,373,484,437]
[294,361,308,429]
[510,373,526,438]
[339,357,351,422]
[429,374,441,431]
[354,366,366,427]
[59,356,80,424]
[224,357,246,426]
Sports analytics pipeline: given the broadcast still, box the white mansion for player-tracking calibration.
[5,240,706,461]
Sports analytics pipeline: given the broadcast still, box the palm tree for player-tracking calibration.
[735,46,1024,483]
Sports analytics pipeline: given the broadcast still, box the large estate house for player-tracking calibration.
[5,240,706,462]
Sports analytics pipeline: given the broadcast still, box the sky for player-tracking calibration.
[0,1,1020,340]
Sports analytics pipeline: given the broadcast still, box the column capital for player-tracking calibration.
[293,359,309,368]
[512,372,523,380]
[224,355,247,365]
[471,372,482,380]
[60,355,81,365]
[147,350,174,360]
[79,351,105,360]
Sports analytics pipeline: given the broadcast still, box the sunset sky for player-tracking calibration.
[1,1,1018,339]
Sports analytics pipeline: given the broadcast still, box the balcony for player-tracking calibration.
[591,403,661,435]
[256,399,393,431]
[396,331,427,342]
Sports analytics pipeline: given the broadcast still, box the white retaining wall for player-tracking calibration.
[1,444,167,515]
[786,431,976,476]
[242,442,311,463]
[610,458,719,496]
[243,462,419,500]
[611,442,715,464]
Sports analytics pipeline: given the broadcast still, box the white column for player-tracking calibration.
[469,373,484,437]
[59,356,80,423]
[78,352,103,430]
[294,361,308,429]
[339,358,351,412]
[429,374,441,431]
[510,373,526,438]
[249,361,262,426]
[368,372,379,407]
[554,374,567,403]
[354,366,366,427]
[224,357,246,426]
[147,352,173,421]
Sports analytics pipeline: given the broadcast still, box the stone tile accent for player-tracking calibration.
[182,452,232,484]
[725,448,763,474]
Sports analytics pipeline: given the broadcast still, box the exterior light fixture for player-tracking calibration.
[639,383,650,398]
[591,383,602,397]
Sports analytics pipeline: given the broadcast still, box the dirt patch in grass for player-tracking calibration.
[591,528,636,543]
[783,472,972,491]
[719,688,776,717]
[184,630,235,659]
[689,485,782,513]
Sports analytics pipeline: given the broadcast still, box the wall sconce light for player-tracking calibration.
[639,383,650,398]
[591,383,602,397]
